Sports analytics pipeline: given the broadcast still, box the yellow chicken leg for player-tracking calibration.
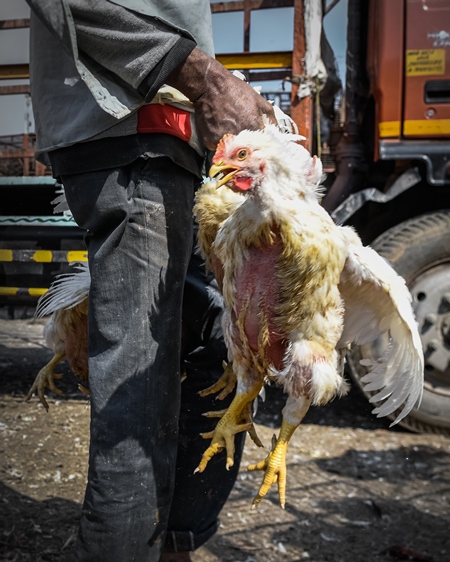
[26,352,66,411]
[248,395,311,509]
[196,380,263,472]
[248,419,297,509]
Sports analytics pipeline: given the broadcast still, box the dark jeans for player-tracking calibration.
[62,156,244,561]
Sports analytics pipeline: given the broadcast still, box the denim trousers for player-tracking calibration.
[62,155,244,561]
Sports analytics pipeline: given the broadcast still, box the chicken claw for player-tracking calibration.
[248,419,298,509]
[198,361,236,400]
[239,402,263,448]
[202,408,228,418]
[196,380,263,472]
[196,409,252,472]
[202,401,263,448]
[26,352,66,411]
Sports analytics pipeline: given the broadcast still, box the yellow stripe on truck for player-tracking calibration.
[379,120,450,137]
[378,121,401,138]
[403,119,450,136]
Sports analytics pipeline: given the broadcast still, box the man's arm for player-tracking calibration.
[166,48,276,150]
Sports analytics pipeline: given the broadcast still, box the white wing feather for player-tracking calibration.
[338,229,424,425]
[35,262,90,318]
[51,192,70,213]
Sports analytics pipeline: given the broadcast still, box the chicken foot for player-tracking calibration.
[196,380,264,473]
[198,361,237,400]
[248,395,311,509]
[26,352,66,411]
[202,401,263,448]
[200,360,262,446]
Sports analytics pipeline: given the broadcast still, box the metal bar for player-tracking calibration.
[0,19,30,29]
[0,249,87,263]
[247,69,292,81]
[0,176,56,185]
[0,216,77,227]
[0,85,30,95]
[0,287,46,297]
[324,0,341,15]
[380,139,450,186]
[0,148,35,159]
[244,0,251,52]
[0,64,30,80]
[23,134,29,176]
[211,0,293,13]
[216,51,292,69]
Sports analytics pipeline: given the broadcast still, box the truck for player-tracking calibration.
[0,134,85,310]
[0,0,449,435]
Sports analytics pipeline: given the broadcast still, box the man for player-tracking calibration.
[25,1,275,560]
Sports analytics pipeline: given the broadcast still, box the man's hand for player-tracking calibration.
[166,48,276,150]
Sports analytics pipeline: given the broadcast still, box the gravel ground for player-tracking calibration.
[1,316,449,562]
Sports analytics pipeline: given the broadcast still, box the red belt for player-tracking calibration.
[137,103,192,144]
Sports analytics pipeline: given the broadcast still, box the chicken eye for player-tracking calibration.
[237,149,248,160]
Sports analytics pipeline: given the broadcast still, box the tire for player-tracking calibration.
[346,209,450,436]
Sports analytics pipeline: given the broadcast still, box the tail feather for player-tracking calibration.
[36,262,90,318]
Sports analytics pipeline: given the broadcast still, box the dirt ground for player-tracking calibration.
[1,314,449,562]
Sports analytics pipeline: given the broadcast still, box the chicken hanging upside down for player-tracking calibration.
[193,125,424,509]
[26,262,90,411]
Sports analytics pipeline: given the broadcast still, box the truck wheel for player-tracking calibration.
[346,209,450,436]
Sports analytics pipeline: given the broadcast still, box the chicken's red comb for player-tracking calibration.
[213,133,235,163]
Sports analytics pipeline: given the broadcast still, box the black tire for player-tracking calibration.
[346,209,450,436]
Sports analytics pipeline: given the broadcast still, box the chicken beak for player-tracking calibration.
[209,161,238,188]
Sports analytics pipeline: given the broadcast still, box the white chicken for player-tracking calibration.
[26,262,90,410]
[193,125,424,508]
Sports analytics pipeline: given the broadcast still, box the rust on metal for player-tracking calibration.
[210,1,293,13]
[246,70,291,81]
[290,0,312,149]
[0,85,30,95]
[0,147,35,159]
[0,134,47,176]
[0,19,30,29]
